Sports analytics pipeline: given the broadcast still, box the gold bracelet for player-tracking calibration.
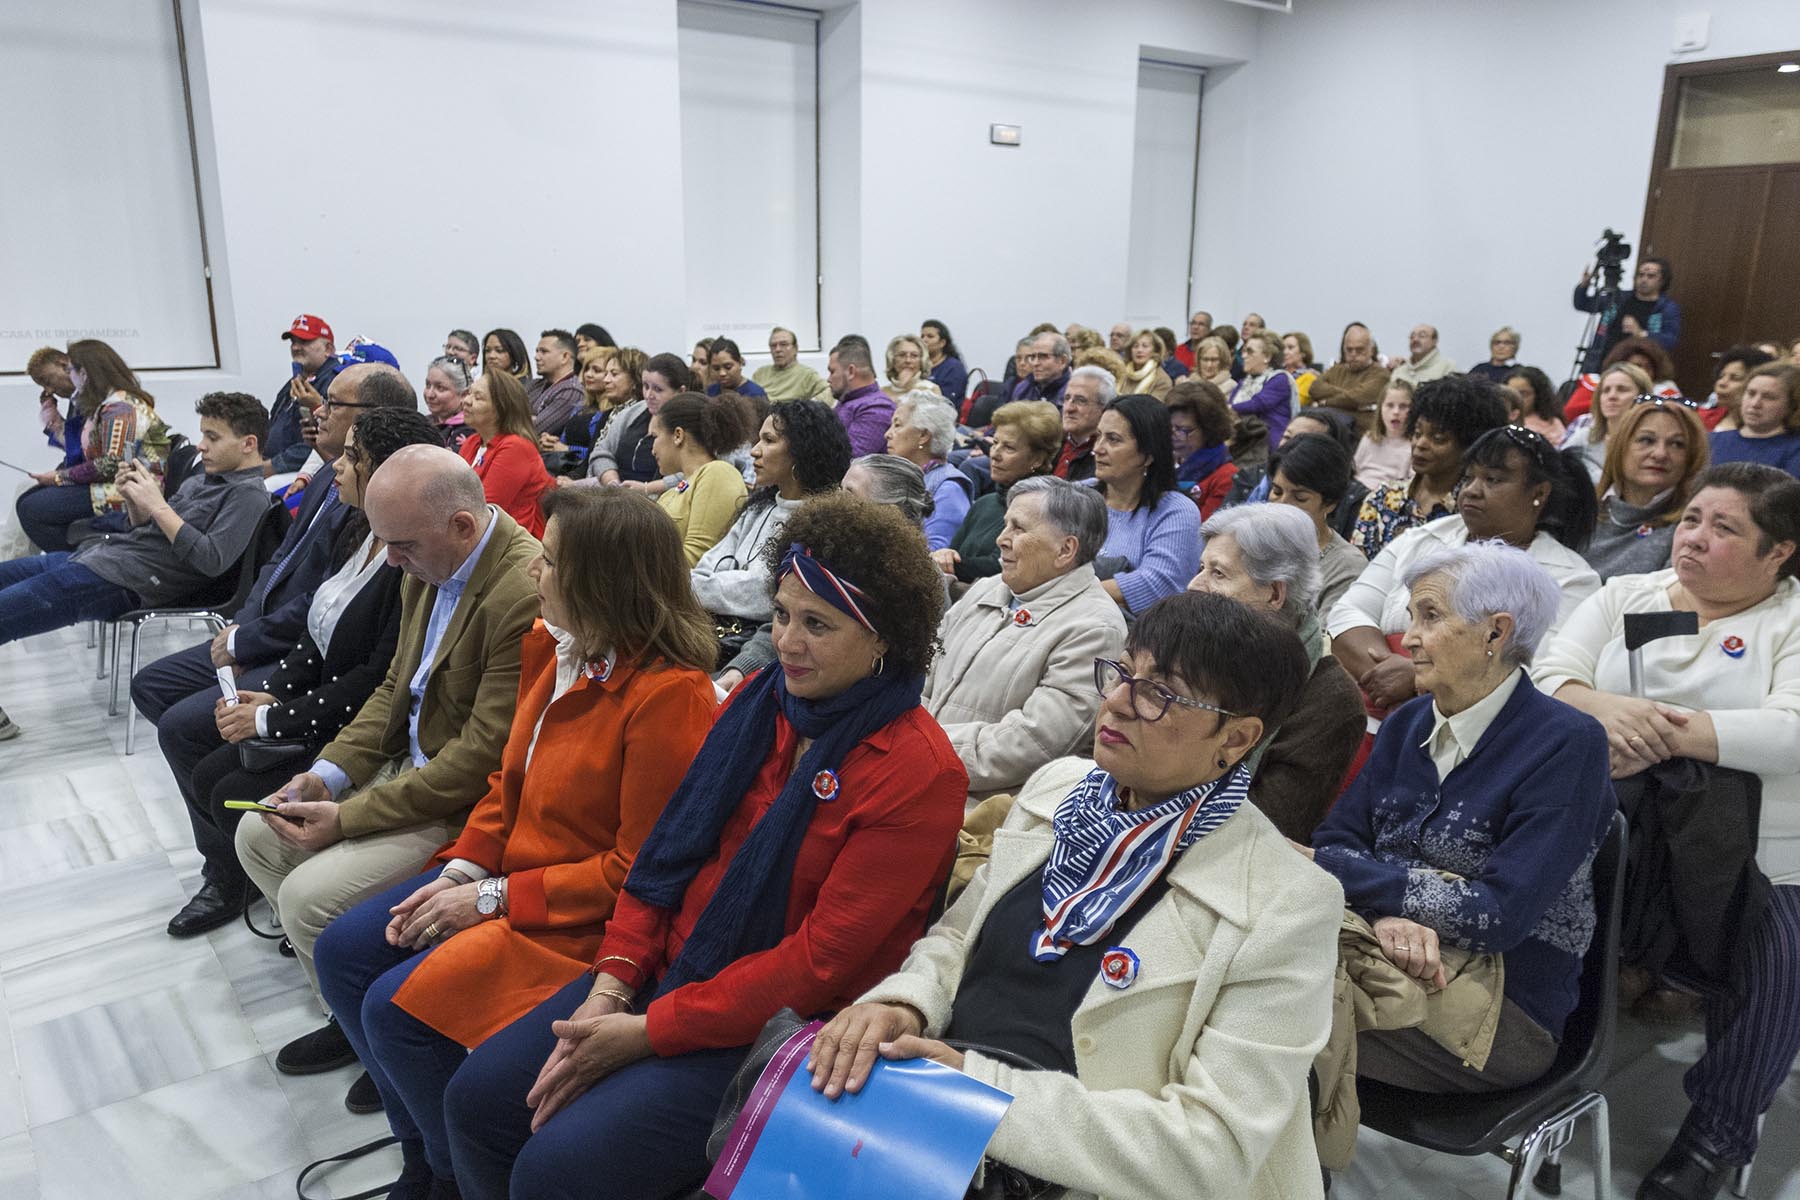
[591,955,638,976]
[589,987,635,1008]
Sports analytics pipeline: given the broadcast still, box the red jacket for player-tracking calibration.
[595,699,969,1056]
[461,432,550,537]
[1191,460,1238,519]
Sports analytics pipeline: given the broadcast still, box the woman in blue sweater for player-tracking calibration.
[1302,540,1615,1092]
[1090,394,1201,617]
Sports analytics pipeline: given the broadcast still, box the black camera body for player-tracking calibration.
[1594,228,1632,291]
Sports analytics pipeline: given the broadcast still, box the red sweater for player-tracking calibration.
[461,432,550,537]
[595,701,968,1056]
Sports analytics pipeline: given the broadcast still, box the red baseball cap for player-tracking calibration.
[281,314,334,343]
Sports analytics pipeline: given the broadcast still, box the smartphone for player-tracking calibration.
[222,799,282,814]
[291,361,305,379]
[216,666,239,706]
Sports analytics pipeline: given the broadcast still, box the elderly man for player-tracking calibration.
[1389,323,1457,387]
[827,336,895,457]
[1309,322,1393,437]
[268,314,342,473]
[1013,331,1072,406]
[1175,310,1214,372]
[1052,366,1111,482]
[752,326,831,403]
[525,329,584,436]
[927,476,1126,800]
[1108,323,1133,355]
[237,445,539,1088]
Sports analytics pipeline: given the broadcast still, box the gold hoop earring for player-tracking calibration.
[871,654,885,677]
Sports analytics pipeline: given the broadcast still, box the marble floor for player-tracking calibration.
[0,621,1796,1199]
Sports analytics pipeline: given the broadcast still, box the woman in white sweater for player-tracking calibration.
[1532,462,1800,1196]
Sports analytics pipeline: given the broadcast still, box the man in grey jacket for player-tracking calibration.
[0,391,272,737]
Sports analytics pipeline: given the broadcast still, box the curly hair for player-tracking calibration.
[1404,375,1509,451]
[762,492,945,676]
[1601,335,1676,383]
[744,398,852,516]
[1163,378,1233,448]
[194,391,269,447]
[654,391,755,457]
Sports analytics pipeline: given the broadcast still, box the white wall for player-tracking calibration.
[1191,0,1800,379]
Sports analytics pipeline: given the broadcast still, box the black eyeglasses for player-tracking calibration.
[1633,393,1698,410]
[1093,657,1238,723]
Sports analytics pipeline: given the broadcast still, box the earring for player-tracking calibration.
[871,654,885,677]
[1486,649,1494,658]
[1532,499,1540,507]
[1217,756,1229,770]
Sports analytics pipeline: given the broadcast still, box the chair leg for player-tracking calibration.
[1587,1094,1611,1200]
[107,624,124,715]
[86,620,96,649]
[96,621,109,679]
[1731,1113,1762,1198]
[124,622,143,755]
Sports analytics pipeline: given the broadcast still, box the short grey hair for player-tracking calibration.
[1035,331,1072,362]
[1008,475,1107,567]
[1400,539,1561,667]
[1198,504,1322,621]
[847,453,932,528]
[1069,364,1117,407]
[427,355,472,393]
[896,393,956,458]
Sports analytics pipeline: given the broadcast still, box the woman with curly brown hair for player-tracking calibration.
[442,492,968,1200]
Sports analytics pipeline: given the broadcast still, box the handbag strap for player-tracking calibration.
[294,1136,400,1200]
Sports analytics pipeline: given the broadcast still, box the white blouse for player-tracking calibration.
[307,532,388,655]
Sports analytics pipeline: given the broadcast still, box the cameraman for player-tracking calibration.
[1573,255,1681,372]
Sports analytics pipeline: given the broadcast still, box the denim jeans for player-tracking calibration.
[0,553,136,646]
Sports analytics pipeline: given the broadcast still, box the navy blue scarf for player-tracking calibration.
[1176,442,1231,487]
[625,586,923,1001]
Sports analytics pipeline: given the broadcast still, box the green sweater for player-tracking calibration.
[950,488,1006,582]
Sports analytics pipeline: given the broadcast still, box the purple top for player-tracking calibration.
[1230,371,1295,446]
[835,383,896,458]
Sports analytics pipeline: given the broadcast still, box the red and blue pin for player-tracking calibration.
[1721,635,1746,660]
[812,769,840,802]
[1099,947,1140,990]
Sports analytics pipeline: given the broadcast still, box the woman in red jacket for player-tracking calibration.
[460,368,551,536]
[313,488,719,1200]
[442,492,968,1200]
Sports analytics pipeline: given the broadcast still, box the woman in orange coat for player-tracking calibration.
[313,487,718,1198]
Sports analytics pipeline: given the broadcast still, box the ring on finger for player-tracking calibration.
[425,922,441,940]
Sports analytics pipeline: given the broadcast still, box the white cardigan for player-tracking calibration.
[688,495,802,620]
[860,758,1343,1200]
[1532,570,1800,884]
[1327,515,1601,639]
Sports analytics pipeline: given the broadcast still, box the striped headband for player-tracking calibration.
[777,544,876,634]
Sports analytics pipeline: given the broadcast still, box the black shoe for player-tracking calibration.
[166,881,248,938]
[276,1017,358,1075]
[345,1069,383,1114]
[278,935,296,957]
[0,707,19,741]
[1638,1128,1736,1200]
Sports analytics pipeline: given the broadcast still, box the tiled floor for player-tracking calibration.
[0,621,1795,1198]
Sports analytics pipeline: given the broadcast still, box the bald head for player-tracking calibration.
[366,445,496,584]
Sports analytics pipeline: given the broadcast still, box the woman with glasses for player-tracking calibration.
[809,591,1342,1200]
[1467,326,1523,384]
[1587,396,1709,580]
[1330,423,1600,718]
[422,355,474,452]
[460,369,552,537]
[1166,379,1238,519]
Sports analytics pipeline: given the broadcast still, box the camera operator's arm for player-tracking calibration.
[1572,268,1603,314]
[1647,298,1680,351]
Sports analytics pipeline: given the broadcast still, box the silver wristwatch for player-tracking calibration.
[476,876,507,917]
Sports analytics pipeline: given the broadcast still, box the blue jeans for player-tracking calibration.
[444,976,746,1200]
[0,553,137,646]
[15,483,97,553]
[314,868,467,1178]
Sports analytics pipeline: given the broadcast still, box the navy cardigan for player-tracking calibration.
[1311,674,1615,1039]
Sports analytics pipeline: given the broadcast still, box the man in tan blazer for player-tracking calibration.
[236,445,540,1085]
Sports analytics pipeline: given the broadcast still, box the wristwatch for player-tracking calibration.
[476,876,508,917]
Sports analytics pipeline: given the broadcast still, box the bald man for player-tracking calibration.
[237,445,540,1086]
[1389,323,1457,387]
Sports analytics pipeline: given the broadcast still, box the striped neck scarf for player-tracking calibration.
[1032,764,1249,962]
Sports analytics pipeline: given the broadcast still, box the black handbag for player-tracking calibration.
[709,612,756,671]
[704,1009,1063,1200]
[238,736,314,774]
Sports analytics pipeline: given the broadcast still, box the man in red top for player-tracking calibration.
[1175,310,1213,372]
[1053,367,1110,483]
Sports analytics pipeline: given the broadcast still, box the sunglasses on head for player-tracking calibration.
[1633,393,1698,410]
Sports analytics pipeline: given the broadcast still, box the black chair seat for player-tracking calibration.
[1355,1060,1589,1157]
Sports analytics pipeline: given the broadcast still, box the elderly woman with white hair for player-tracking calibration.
[926,476,1127,800]
[885,392,974,550]
[1190,504,1366,842]
[1299,541,1615,1093]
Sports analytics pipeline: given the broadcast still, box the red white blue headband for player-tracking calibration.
[777,544,876,634]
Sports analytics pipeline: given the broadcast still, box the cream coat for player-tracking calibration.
[860,757,1344,1200]
[925,565,1128,800]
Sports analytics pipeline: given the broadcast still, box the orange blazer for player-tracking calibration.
[392,621,714,1046]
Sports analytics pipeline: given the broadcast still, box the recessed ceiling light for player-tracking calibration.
[1778,62,1800,73]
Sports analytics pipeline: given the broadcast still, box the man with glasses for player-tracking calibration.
[1013,331,1073,406]
[1310,322,1392,437]
[1053,367,1112,482]
[752,326,832,404]
[442,330,480,370]
[268,314,341,475]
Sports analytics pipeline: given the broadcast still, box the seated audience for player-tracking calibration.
[166,408,442,937]
[237,446,540,1092]
[1466,325,1522,384]
[826,337,895,457]
[16,338,170,553]
[1564,335,1683,425]
[423,355,474,452]
[1352,375,1509,560]
[482,328,530,382]
[650,391,754,566]
[1310,322,1391,436]
[1587,397,1709,580]
[524,331,584,437]
[705,338,768,401]
[1504,365,1566,445]
[268,315,342,474]
[1308,541,1614,1093]
[574,323,615,357]
[843,454,931,527]
[883,334,940,398]
[926,477,1126,799]
[921,318,968,405]
[1267,433,1368,613]
[544,346,632,470]
[0,392,271,737]
[1564,361,1654,483]
[883,393,972,551]
[1699,345,1779,432]
[1167,379,1237,518]
[1230,331,1297,447]
[689,339,714,391]
[1175,311,1211,370]
[26,346,78,471]
[1531,463,1800,1194]
[1283,331,1320,401]
[1389,323,1458,387]
[1353,380,1415,491]
[584,353,694,488]
[1013,331,1073,405]
[1333,425,1600,718]
[1092,394,1201,616]
[1192,334,1235,395]
[313,488,719,1198]
[1054,366,1109,482]
[751,326,830,404]
[1711,364,1800,475]
[1191,504,1365,841]
[1156,324,1190,380]
[692,399,851,658]
[460,369,551,537]
[935,400,1059,585]
[439,494,967,1200]
[442,330,479,370]
[1120,328,1174,400]
[812,591,1341,1200]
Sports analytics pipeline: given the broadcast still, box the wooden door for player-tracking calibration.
[1640,53,1800,397]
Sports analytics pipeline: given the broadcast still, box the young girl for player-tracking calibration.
[1353,380,1413,490]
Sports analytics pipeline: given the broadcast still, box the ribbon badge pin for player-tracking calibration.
[583,658,613,682]
[1634,523,1654,539]
[1721,635,1746,660]
[1011,607,1033,628]
[1099,947,1140,990]
[812,769,841,802]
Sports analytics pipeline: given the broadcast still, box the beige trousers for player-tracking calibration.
[234,759,454,1010]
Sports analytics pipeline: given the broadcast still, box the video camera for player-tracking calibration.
[1594,228,1632,291]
